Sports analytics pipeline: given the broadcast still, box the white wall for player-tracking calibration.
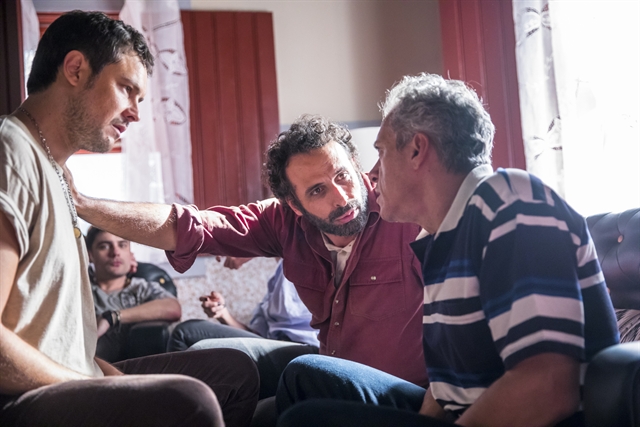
[189,0,443,125]
[32,0,443,127]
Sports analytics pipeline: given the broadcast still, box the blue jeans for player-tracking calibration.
[167,319,262,352]
[276,354,427,416]
[275,355,586,427]
[278,400,454,427]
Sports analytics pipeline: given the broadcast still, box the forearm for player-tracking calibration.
[456,354,580,427]
[218,310,252,332]
[419,387,446,419]
[75,194,177,251]
[119,299,182,323]
[94,357,123,376]
[0,326,88,394]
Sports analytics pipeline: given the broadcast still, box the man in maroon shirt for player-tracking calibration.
[73,114,428,396]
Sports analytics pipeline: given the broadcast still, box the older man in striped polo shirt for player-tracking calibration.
[276,73,619,427]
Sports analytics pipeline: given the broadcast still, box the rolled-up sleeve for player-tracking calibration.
[165,204,205,273]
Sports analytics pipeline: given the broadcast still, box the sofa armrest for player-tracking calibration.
[584,342,640,427]
[126,321,172,359]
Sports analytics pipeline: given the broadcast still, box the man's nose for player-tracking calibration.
[125,99,140,123]
[331,184,350,207]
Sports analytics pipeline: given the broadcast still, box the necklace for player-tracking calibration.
[18,107,82,239]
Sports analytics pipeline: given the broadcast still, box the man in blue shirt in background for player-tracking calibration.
[169,258,319,399]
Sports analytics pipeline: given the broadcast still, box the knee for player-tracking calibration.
[137,375,225,426]
[281,354,326,383]
[167,319,209,352]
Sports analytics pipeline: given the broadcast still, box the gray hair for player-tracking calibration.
[380,73,494,174]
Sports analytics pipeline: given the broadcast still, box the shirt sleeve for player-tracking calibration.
[0,144,39,259]
[165,200,286,273]
[477,177,589,370]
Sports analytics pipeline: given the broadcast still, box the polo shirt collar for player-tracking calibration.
[410,164,493,262]
[435,164,494,237]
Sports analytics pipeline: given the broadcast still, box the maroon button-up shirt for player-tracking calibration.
[166,179,428,387]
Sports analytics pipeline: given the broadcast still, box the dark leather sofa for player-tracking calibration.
[584,208,640,427]
[126,262,178,359]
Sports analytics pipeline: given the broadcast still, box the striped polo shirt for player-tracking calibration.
[411,165,619,414]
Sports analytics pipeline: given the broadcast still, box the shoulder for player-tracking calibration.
[0,116,41,170]
[474,169,549,206]
[469,169,588,242]
[471,168,572,218]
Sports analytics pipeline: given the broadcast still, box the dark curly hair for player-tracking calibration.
[264,114,361,204]
[27,10,154,94]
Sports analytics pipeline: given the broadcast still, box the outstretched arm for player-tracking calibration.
[66,166,177,251]
[0,213,89,394]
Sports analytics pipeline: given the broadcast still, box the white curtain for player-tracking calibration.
[20,0,39,94]
[119,0,194,263]
[513,0,639,216]
[119,0,194,207]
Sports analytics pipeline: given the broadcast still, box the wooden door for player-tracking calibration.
[182,11,280,208]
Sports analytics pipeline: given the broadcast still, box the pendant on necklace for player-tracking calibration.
[74,226,82,239]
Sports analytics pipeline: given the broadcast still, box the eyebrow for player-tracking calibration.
[96,239,129,245]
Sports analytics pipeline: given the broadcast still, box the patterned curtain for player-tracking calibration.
[513,0,639,216]
[119,0,194,207]
[513,1,564,195]
[119,0,194,263]
[20,0,39,94]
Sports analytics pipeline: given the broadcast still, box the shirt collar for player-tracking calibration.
[410,164,493,262]
[435,164,493,237]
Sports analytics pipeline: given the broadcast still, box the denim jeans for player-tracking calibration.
[168,319,262,352]
[276,354,427,416]
[278,400,454,427]
[275,355,586,427]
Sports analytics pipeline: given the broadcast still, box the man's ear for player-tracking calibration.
[61,50,92,88]
[88,250,94,263]
[286,199,303,217]
[409,132,430,169]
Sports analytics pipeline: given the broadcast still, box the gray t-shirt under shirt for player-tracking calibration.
[92,277,176,316]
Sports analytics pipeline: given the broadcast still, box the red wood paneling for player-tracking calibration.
[182,11,279,209]
[0,0,24,115]
[439,0,525,170]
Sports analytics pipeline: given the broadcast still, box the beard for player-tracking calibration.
[63,91,112,153]
[299,173,369,237]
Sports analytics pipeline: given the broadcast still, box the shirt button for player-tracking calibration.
[334,322,340,326]
[371,276,376,281]
[335,299,339,304]
[331,350,336,355]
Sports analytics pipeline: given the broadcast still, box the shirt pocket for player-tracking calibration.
[284,260,331,323]
[348,258,405,321]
